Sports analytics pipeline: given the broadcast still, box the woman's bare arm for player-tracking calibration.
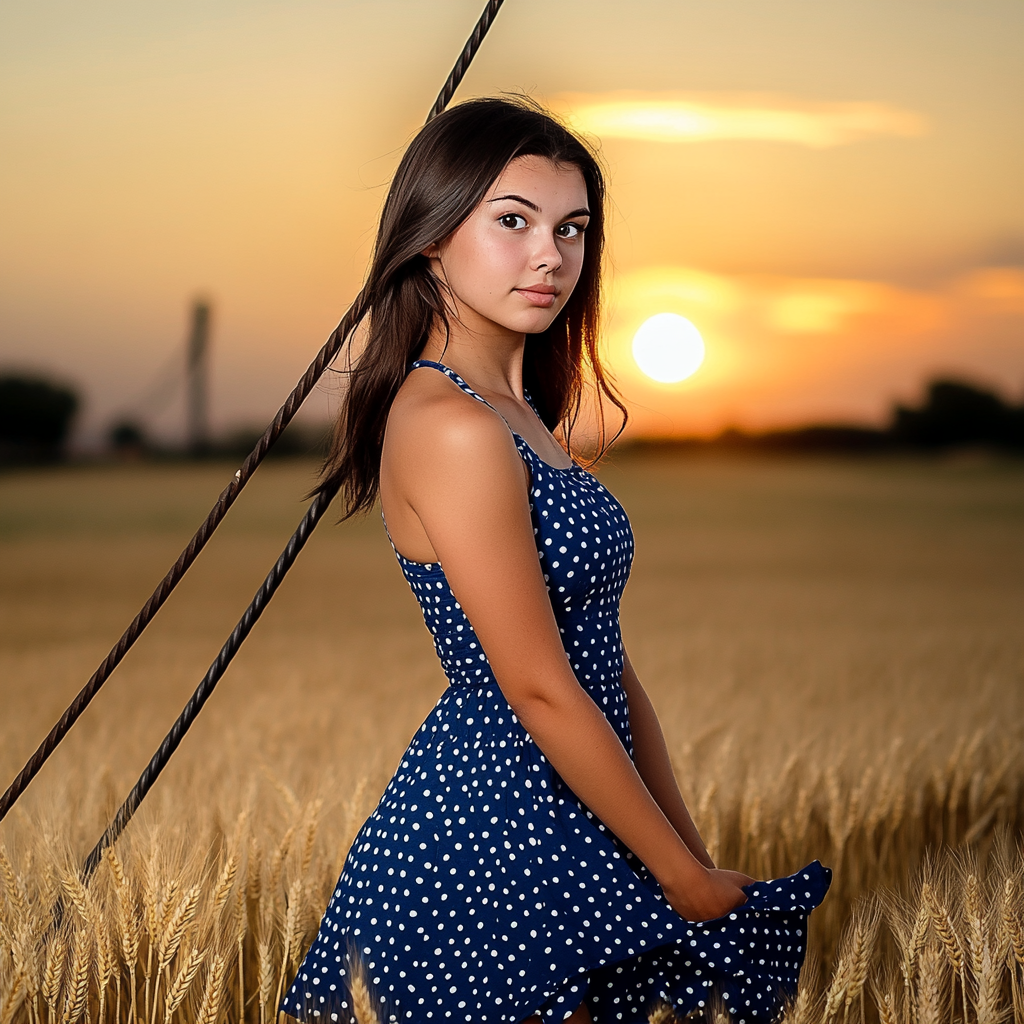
[620,653,716,869]
[382,383,746,922]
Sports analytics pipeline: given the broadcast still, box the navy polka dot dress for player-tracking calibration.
[281,361,830,1024]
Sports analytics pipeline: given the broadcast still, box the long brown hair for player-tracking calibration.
[320,95,626,517]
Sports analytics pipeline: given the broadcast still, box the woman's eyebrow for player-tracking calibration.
[563,208,591,219]
[487,193,540,211]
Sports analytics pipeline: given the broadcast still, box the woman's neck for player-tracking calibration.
[419,321,527,402]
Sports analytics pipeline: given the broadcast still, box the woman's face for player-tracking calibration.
[427,155,591,337]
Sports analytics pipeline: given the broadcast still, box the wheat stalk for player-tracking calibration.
[915,944,944,1024]
[977,879,1011,1024]
[286,878,305,970]
[843,906,879,1023]
[151,883,201,1024]
[161,946,204,1023]
[8,912,42,1024]
[156,884,201,977]
[257,937,274,1024]
[211,856,239,918]
[926,897,962,972]
[1002,876,1024,1021]
[158,880,181,936]
[781,960,821,1024]
[0,970,28,1024]
[104,849,127,892]
[41,927,68,1024]
[196,954,227,1024]
[94,912,115,1024]
[58,878,91,925]
[976,937,1009,1024]
[347,957,381,1024]
[869,975,900,1024]
[0,849,28,922]
[965,871,985,977]
[647,1002,677,1024]
[299,802,322,881]
[886,888,927,1001]
[270,876,305,1017]
[246,838,262,910]
[266,827,296,906]
[59,927,89,1024]
[142,852,164,1024]
[923,880,964,1020]
[822,953,850,1021]
[234,893,248,1024]
[114,879,140,1024]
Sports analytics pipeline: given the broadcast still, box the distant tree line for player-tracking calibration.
[624,378,1024,456]
[892,380,1024,449]
[0,372,333,464]
[3,372,1023,464]
[105,418,330,460]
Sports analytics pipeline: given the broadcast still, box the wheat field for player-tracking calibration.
[1,454,1022,1023]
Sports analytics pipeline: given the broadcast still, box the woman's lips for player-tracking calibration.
[515,286,558,308]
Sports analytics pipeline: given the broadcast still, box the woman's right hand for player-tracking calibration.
[662,867,749,922]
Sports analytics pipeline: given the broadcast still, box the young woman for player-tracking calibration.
[282,97,829,1024]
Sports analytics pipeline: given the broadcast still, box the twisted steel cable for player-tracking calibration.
[81,483,338,880]
[0,293,364,824]
[429,0,504,120]
[0,0,506,829]
[72,0,507,878]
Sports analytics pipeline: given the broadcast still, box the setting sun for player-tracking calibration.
[631,313,706,383]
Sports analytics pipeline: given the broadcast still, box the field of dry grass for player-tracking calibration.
[1,453,1022,1023]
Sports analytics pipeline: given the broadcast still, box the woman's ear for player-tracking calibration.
[421,242,441,259]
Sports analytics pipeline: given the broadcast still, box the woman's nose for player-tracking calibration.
[531,232,562,274]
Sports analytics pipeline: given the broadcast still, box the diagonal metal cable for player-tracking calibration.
[0,0,506,828]
[81,483,338,881]
[0,292,364,825]
[74,0,507,880]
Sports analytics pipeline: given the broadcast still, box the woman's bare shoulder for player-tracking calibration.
[384,367,518,474]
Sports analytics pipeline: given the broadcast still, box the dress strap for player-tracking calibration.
[408,359,500,414]
[407,359,557,472]
[522,388,541,418]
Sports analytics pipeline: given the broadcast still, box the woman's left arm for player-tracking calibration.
[620,649,716,870]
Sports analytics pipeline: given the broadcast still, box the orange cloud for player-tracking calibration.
[951,267,1024,315]
[555,92,928,148]
[762,278,945,336]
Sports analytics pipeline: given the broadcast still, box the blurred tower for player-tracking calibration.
[186,299,211,456]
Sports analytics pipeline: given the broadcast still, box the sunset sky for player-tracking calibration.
[1,0,1022,443]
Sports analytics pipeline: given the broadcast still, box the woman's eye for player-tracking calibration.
[557,223,584,239]
[499,214,527,229]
